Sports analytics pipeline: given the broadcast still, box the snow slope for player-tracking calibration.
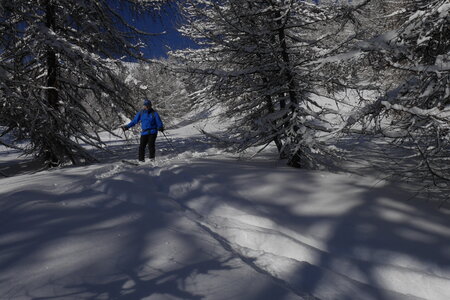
[1,118,450,300]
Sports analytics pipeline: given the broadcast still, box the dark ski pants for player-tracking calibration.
[139,133,157,161]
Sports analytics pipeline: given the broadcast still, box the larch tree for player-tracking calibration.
[172,0,361,168]
[344,0,450,190]
[0,0,169,166]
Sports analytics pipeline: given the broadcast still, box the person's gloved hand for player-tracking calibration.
[121,125,129,131]
[159,127,165,133]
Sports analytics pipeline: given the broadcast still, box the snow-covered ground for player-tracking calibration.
[1,116,450,300]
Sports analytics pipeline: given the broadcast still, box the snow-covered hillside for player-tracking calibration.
[1,117,449,300]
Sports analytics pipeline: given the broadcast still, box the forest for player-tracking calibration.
[0,0,449,197]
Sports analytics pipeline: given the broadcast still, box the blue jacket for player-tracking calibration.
[126,109,164,135]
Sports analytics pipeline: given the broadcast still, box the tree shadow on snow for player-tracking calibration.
[152,158,450,300]
[2,133,449,299]
[290,180,450,299]
[31,259,233,300]
[0,171,221,300]
[0,167,300,300]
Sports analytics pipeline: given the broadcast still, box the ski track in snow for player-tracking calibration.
[87,154,449,300]
[90,160,319,299]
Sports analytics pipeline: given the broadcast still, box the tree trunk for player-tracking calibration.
[44,0,61,166]
[277,22,298,107]
[274,8,303,167]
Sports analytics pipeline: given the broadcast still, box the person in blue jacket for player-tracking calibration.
[122,99,164,162]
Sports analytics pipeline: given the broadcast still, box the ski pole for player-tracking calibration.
[121,127,132,145]
[122,127,127,140]
[161,131,175,150]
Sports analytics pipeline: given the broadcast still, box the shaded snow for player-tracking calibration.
[1,117,450,300]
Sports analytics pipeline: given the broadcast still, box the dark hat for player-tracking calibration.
[143,99,152,107]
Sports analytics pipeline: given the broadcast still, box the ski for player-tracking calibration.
[121,159,140,166]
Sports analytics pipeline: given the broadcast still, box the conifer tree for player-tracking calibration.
[173,0,355,167]
[345,0,450,185]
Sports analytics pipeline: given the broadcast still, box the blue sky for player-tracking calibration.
[121,4,196,59]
